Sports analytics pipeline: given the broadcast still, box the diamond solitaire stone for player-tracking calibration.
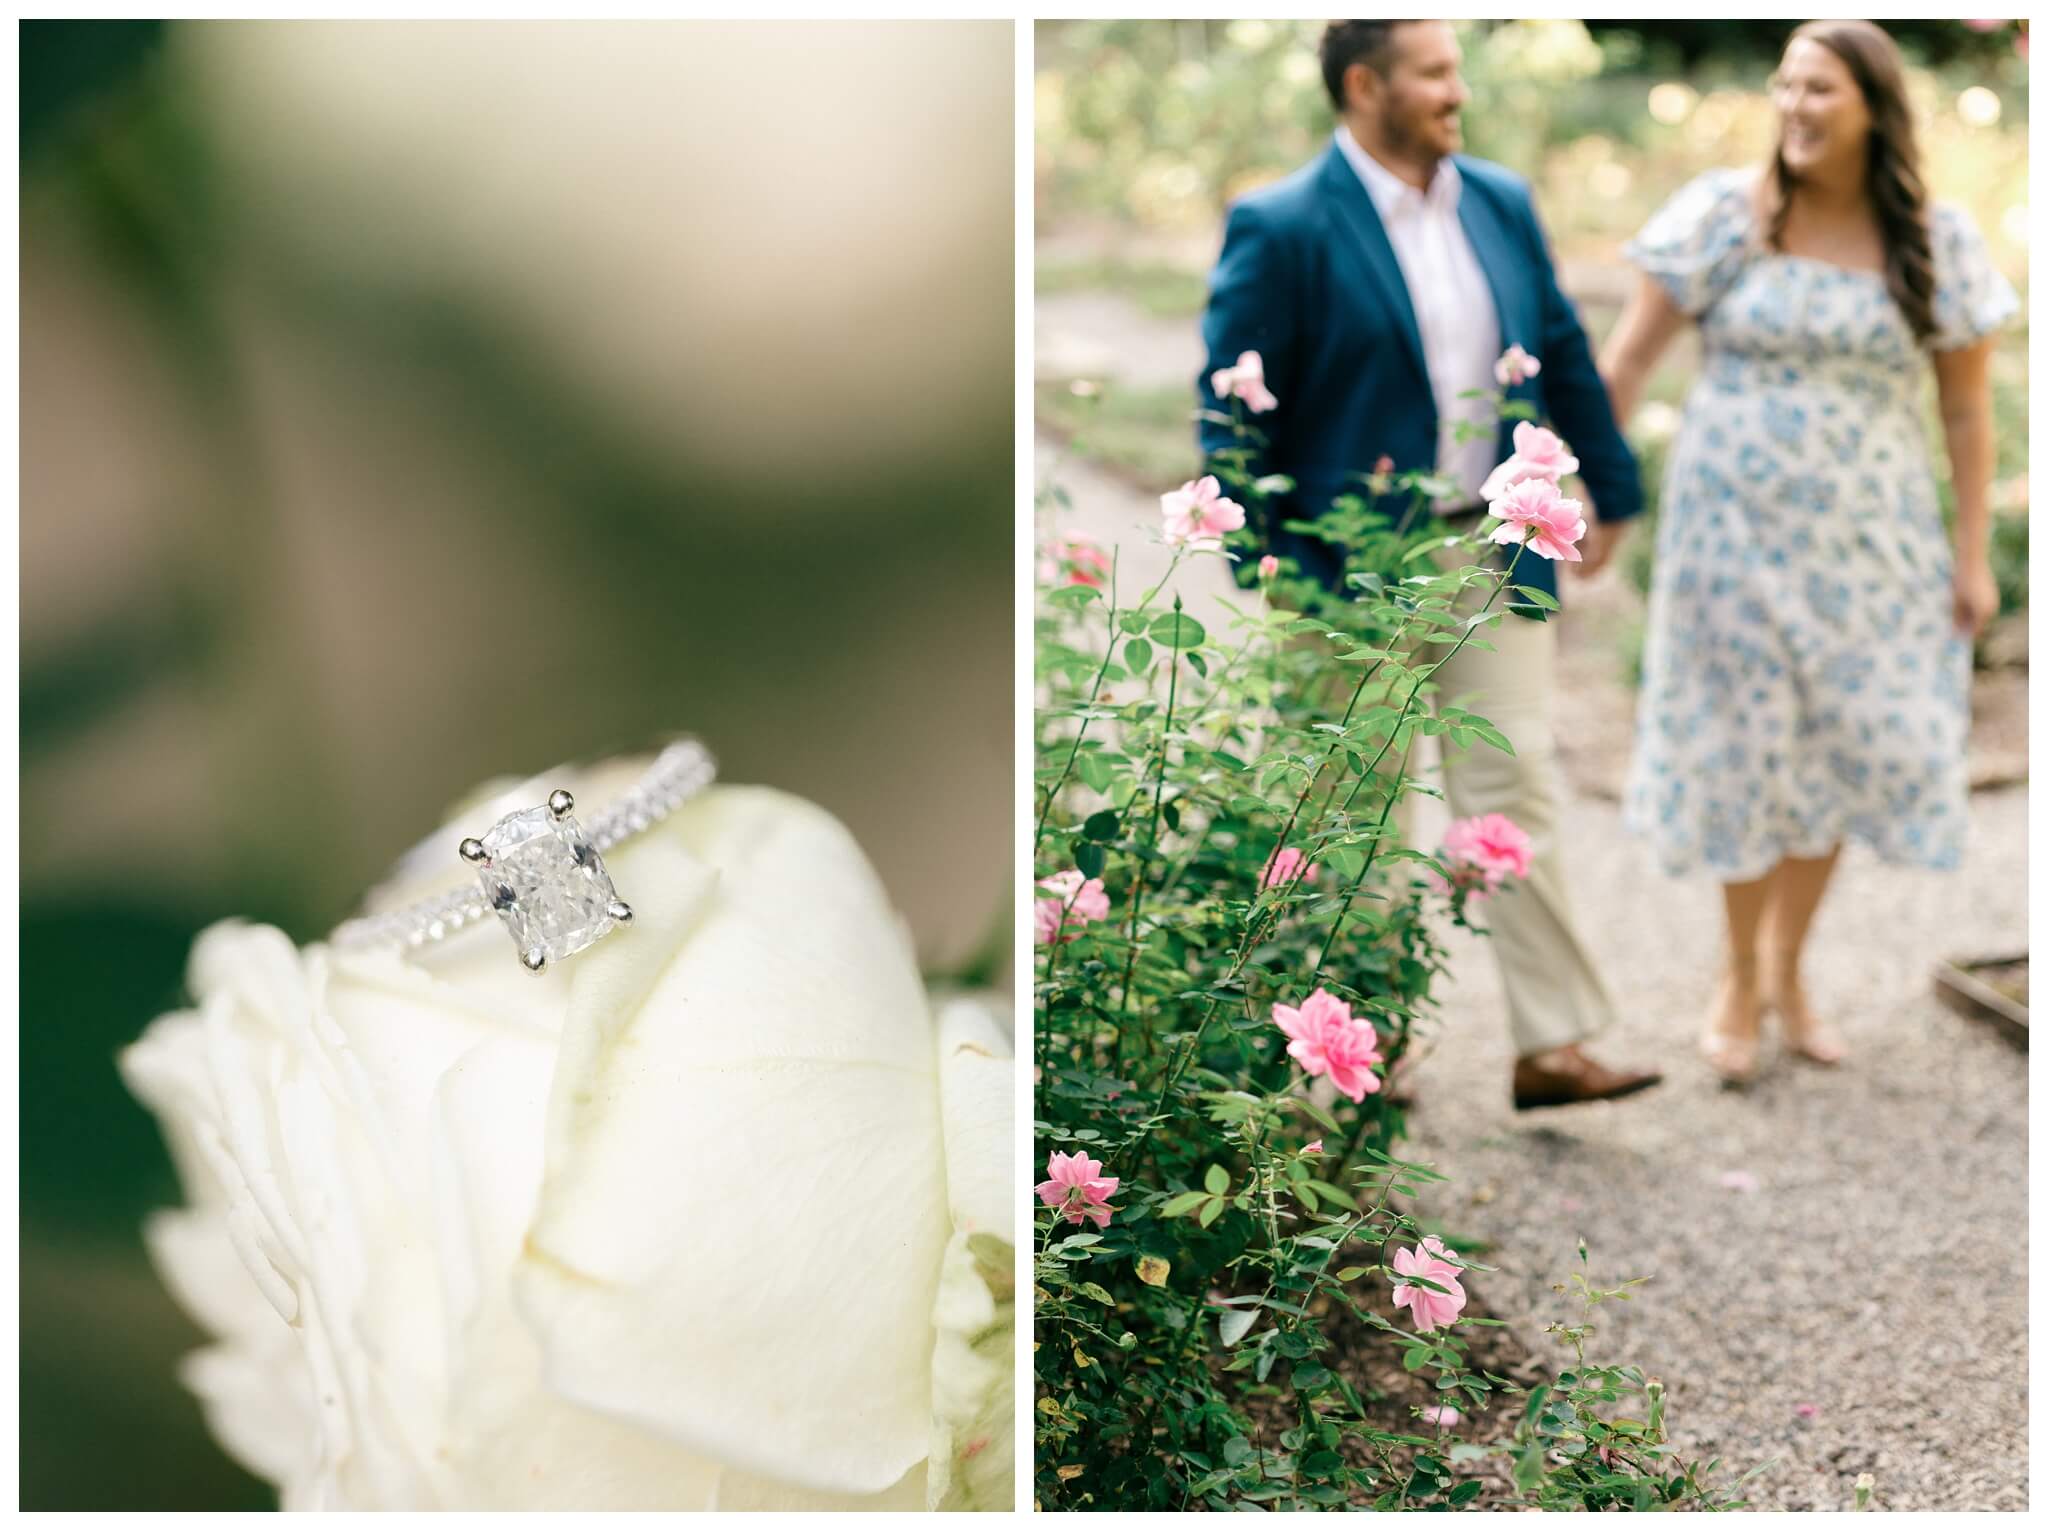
[473,805,623,972]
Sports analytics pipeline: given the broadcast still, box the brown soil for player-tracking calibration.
[1236,1273,1546,1510]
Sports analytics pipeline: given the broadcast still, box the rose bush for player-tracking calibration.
[122,771,1013,1510]
[1032,354,1743,1510]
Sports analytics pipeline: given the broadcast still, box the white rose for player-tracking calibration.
[119,773,1014,1510]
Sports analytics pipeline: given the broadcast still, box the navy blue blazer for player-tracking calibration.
[1197,141,1642,604]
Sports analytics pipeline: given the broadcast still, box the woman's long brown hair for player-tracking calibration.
[1764,19,1938,342]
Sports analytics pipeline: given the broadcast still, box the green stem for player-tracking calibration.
[1117,595,1185,1027]
[1309,542,1528,981]
[1034,548,1184,858]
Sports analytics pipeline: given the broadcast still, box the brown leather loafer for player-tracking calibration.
[1511,1049,1663,1112]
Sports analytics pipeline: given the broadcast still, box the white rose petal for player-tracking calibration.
[120,774,1012,1510]
[926,995,1016,1511]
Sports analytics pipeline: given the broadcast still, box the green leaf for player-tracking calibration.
[1074,1282,1116,1305]
[1184,651,1208,676]
[1160,1190,1209,1217]
[1082,809,1121,842]
[1122,637,1153,673]
[1324,846,1365,881]
[1150,612,1206,648]
[1197,1196,1224,1228]
[1513,584,1561,611]
[1073,752,1113,792]
[1333,1266,1369,1282]
[1204,1163,1230,1195]
[1448,1479,1484,1505]
[1293,1095,1342,1134]
[1219,1308,1257,1347]
[1074,841,1106,879]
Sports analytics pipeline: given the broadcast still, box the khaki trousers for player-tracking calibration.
[1409,602,1618,1056]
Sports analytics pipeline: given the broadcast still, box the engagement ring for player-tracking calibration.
[332,738,717,974]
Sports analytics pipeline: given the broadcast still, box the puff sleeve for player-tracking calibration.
[1929,201,2020,350]
[1623,168,1753,319]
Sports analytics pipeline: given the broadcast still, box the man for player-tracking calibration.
[1198,19,1660,1110]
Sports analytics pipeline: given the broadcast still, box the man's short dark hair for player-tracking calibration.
[1318,20,1413,111]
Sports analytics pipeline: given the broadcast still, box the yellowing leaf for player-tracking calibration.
[1136,1256,1171,1287]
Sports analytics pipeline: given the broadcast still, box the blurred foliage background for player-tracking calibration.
[1034,17,2028,665]
[19,20,1012,1510]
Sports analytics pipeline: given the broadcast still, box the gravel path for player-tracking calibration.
[1404,779,2028,1513]
[1036,374,2031,1511]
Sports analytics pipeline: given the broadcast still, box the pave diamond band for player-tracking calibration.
[332,738,717,971]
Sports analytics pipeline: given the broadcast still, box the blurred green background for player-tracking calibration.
[20,20,1013,1510]
[1034,17,2028,661]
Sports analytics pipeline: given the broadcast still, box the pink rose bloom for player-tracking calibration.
[1210,350,1279,413]
[1421,1404,1463,1428]
[1260,845,1316,890]
[1034,868,1110,945]
[1257,553,1280,580]
[1036,1150,1121,1228]
[1160,475,1247,551]
[1493,344,1541,387]
[1795,1402,1819,1419]
[1043,532,1111,589]
[1485,476,1587,562]
[1302,1139,1324,1155]
[1440,813,1534,899]
[1478,421,1581,500]
[1965,18,2006,30]
[1272,988,1384,1102]
[1391,1235,1468,1333]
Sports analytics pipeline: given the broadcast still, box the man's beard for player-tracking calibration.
[1384,103,1458,167]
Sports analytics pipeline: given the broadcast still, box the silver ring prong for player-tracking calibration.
[521,947,548,975]
[548,789,575,820]
[459,837,487,864]
[607,899,634,926]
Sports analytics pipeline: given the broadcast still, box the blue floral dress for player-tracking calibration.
[1621,169,2018,880]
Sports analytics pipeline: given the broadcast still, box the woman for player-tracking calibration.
[1599,20,2016,1083]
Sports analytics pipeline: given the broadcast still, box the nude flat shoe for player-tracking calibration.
[1769,984,1847,1066]
[1700,975,1762,1086]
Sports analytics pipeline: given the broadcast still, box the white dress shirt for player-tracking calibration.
[1336,126,1502,505]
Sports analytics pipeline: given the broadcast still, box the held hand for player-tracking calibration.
[1571,519,1630,579]
[1952,556,1999,639]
